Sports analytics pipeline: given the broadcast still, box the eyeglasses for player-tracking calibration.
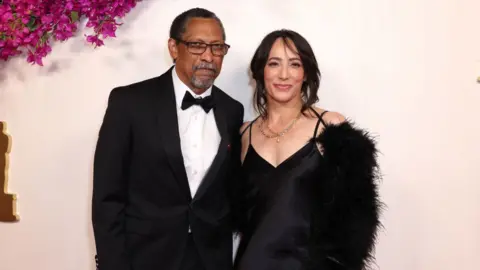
[176,39,230,56]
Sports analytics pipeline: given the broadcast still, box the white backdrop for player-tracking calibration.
[1,0,479,269]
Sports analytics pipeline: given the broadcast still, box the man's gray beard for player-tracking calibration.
[191,75,214,90]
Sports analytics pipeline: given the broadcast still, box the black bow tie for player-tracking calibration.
[181,91,215,113]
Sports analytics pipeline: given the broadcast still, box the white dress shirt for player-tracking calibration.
[172,66,221,199]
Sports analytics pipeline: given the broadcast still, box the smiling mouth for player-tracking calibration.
[273,84,292,90]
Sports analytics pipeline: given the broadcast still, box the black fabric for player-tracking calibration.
[92,66,244,270]
[180,234,206,270]
[234,109,382,270]
[181,91,215,113]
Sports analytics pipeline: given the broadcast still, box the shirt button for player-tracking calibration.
[193,171,198,175]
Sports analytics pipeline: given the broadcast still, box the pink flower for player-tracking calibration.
[101,22,117,38]
[41,15,54,24]
[0,0,142,65]
[86,35,104,47]
[1,12,13,22]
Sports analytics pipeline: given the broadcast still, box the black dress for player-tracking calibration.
[234,109,329,270]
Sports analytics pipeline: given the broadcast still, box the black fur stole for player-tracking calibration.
[306,120,383,270]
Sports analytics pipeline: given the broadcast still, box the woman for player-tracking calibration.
[233,29,382,270]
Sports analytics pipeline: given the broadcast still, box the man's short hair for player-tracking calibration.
[169,8,226,41]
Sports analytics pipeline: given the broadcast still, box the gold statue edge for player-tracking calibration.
[1,121,20,222]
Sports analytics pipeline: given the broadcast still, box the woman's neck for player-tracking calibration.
[264,100,303,126]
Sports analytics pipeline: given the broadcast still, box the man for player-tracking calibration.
[92,8,244,270]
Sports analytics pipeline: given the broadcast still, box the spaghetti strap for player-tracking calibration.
[309,108,329,137]
[319,110,329,127]
[240,124,249,137]
[240,116,260,145]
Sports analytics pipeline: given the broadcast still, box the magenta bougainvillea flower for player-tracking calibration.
[0,0,140,66]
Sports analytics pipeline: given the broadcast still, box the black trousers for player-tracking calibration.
[180,234,205,270]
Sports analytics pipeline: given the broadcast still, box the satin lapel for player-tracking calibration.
[155,70,191,201]
[192,87,230,202]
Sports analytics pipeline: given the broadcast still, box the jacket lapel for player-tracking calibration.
[192,87,230,202]
[155,68,192,202]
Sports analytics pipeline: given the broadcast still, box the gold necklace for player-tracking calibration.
[259,112,301,143]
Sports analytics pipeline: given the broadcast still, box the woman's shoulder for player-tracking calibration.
[310,106,346,125]
[310,107,377,157]
[240,121,251,132]
[239,121,252,137]
[239,115,263,136]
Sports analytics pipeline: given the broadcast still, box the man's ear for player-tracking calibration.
[168,38,178,62]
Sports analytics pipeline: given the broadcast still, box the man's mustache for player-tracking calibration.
[193,62,217,73]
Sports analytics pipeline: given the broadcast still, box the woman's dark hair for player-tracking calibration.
[250,29,321,116]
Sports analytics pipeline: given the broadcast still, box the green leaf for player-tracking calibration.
[0,33,6,40]
[41,34,48,44]
[70,11,79,22]
[26,15,38,31]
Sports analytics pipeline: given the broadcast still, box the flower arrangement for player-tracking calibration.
[0,0,140,66]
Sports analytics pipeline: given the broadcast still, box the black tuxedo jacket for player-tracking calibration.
[92,66,244,270]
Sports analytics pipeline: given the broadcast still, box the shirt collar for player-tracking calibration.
[172,65,213,109]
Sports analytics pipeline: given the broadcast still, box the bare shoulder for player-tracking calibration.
[239,121,253,161]
[240,121,252,136]
[323,111,346,125]
[311,107,346,125]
